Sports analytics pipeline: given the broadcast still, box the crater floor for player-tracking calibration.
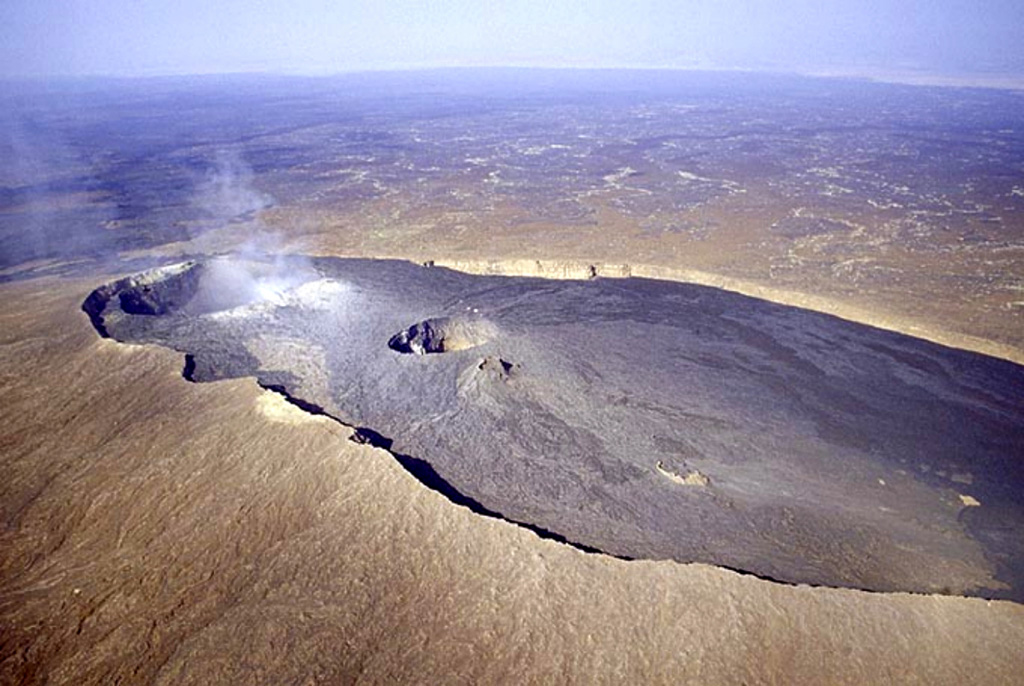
[85,255,1024,599]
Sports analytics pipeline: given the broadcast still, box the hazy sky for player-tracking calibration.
[1,0,1022,79]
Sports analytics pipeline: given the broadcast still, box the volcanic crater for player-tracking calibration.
[83,255,1024,600]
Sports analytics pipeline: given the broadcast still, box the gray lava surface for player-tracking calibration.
[85,256,1024,599]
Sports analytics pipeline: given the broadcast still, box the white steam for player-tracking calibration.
[189,256,320,313]
[186,150,330,314]
[195,151,273,222]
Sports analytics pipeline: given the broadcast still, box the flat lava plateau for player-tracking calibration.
[85,255,1024,600]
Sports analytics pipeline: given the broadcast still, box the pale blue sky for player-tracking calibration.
[1,0,1022,79]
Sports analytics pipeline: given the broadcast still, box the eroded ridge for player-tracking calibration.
[84,256,1024,601]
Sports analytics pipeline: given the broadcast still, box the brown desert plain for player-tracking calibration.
[2,71,1024,684]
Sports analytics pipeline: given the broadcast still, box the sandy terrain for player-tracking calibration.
[2,273,1023,684]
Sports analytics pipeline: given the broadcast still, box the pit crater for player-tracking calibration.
[388,317,496,355]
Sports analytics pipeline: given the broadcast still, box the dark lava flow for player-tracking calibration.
[84,256,1024,600]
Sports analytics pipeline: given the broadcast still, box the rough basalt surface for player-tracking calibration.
[84,255,1024,600]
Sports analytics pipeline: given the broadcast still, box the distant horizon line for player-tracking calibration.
[3,63,1023,92]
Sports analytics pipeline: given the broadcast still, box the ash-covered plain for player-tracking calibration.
[85,255,1024,599]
